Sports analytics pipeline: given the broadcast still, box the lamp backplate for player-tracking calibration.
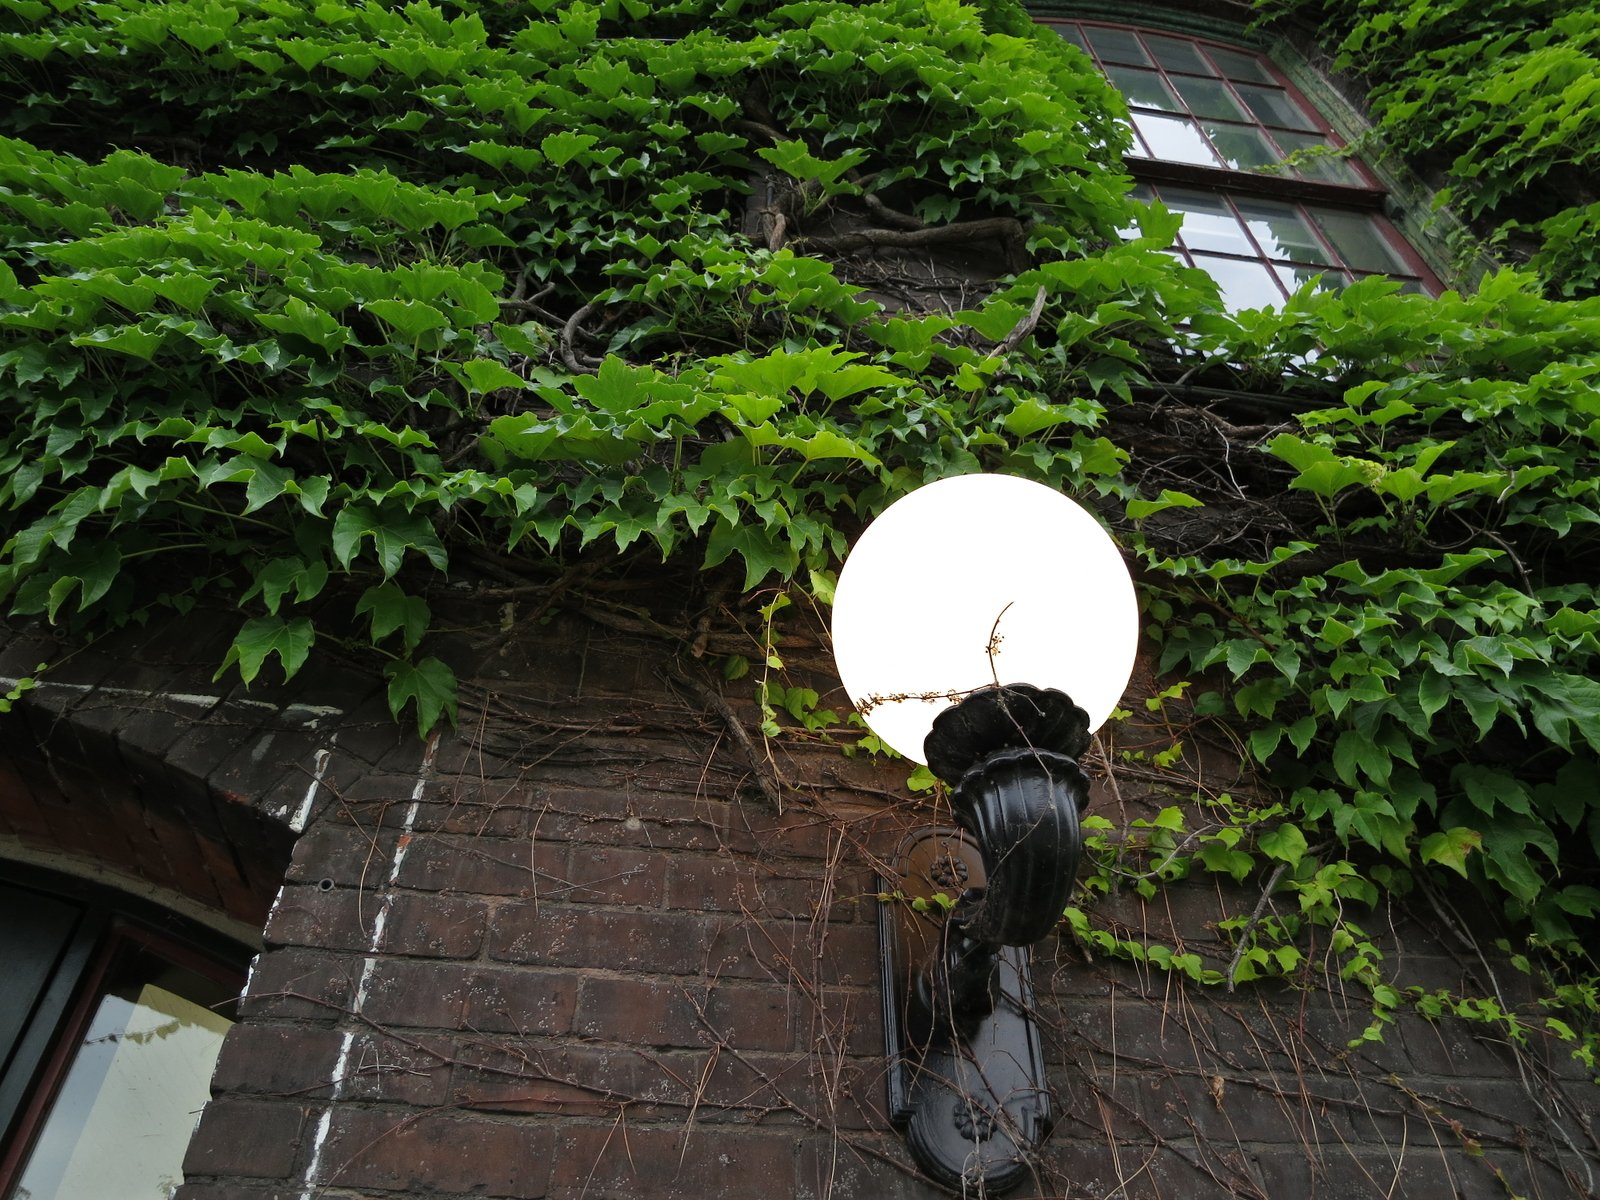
[878,827,1053,1195]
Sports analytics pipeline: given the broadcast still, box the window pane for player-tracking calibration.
[1237,199,1333,264]
[1279,264,1350,293]
[8,949,237,1200]
[1203,123,1282,172]
[1143,34,1212,75]
[1274,131,1362,184]
[1207,46,1277,85]
[1106,65,1180,112]
[1192,254,1284,309]
[1312,209,1408,272]
[1051,24,1089,53]
[1234,84,1320,132]
[1170,75,1249,121]
[1161,189,1252,256]
[1132,114,1222,167]
[1084,26,1152,66]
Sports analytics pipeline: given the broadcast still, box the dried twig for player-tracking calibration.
[560,301,602,374]
[987,284,1049,358]
[664,664,785,813]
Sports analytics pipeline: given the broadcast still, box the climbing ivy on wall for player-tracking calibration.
[2,0,1600,1070]
[1254,0,1600,296]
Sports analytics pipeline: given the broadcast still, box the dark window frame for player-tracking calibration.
[0,865,248,1196]
[1041,17,1444,302]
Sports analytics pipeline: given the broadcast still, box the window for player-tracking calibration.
[1044,20,1440,307]
[0,872,246,1200]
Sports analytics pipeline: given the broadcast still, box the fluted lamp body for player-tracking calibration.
[830,474,1138,1195]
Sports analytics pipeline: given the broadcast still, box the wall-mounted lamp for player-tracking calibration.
[831,474,1138,1194]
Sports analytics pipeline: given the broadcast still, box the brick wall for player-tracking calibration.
[3,606,1596,1199]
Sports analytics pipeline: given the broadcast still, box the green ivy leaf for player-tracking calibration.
[1419,827,1483,877]
[216,615,315,685]
[356,581,430,652]
[385,655,458,737]
[331,504,448,577]
[1259,823,1308,867]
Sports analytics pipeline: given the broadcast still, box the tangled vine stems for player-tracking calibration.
[2,0,1600,1084]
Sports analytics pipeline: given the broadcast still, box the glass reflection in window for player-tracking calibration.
[6,937,238,1200]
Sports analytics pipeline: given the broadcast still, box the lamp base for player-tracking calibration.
[879,828,1052,1195]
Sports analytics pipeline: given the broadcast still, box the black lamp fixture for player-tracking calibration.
[831,474,1139,1195]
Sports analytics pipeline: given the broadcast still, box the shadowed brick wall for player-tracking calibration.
[2,605,1595,1199]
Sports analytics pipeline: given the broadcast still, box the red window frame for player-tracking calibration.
[1041,19,1443,303]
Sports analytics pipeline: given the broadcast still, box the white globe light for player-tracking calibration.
[830,474,1138,765]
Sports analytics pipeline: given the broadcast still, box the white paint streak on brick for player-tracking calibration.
[290,746,334,833]
[296,733,437,1199]
[298,1031,356,1200]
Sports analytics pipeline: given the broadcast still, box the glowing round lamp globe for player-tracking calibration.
[830,474,1138,765]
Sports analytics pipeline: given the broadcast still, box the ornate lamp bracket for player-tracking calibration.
[878,684,1091,1195]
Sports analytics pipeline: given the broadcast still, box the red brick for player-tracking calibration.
[575,976,701,1047]
[743,809,840,861]
[710,918,880,988]
[194,828,265,925]
[795,1135,930,1200]
[315,771,425,810]
[382,887,489,957]
[665,852,846,921]
[210,1023,345,1099]
[452,1042,706,1119]
[140,803,227,911]
[693,1048,860,1124]
[209,1023,453,1109]
[395,831,566,896]
[410,792,533,837]
[181,1097,307,1179]
[461,965,579,1035]
[285,821,396,887]
[0,756,53,840]
[547,1123,796,1198]
[239,947,357,1023]
[453,1064,627,1117]
[704,982,806,1052]
[489,903,717,974]
[268,884,488,958]
[538,788,748,852]
[337,1031,455,1107]
[105,790,174,885]
[575,976,797,1052]
[316,1107,554,1197]
[359,957,476,1028]
[36,774,139,869]
[529,782,635,819]
[265,884,373,952]
[559,844,666,906]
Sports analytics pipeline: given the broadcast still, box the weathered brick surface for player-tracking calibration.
[6,610,1599,1200]
[318,1107,556,1196]
[179,1097,308,1179]
[547,1123,795,1199]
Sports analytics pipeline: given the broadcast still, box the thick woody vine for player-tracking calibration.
[1,0,1599,1143]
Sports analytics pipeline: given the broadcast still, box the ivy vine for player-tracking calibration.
[2,0,1599,1080]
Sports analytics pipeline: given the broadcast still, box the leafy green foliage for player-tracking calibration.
[0,0,1155,731]
[3,0,1600,1059]
[1253,0,1600,295]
